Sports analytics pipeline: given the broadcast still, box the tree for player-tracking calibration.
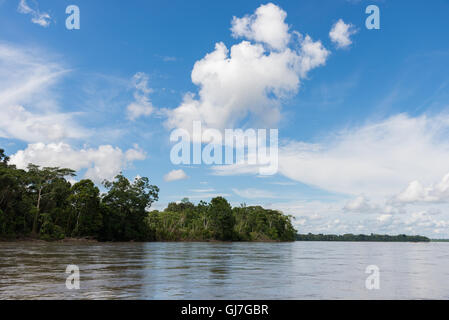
[68,179,102,237]
[208,197,235,240]
[26,165,75,235]
[0,153,32,237]
[101,174,159,241]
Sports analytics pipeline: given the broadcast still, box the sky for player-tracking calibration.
[2,0,449,237]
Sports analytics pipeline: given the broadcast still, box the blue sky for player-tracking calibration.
[2,0,449,237]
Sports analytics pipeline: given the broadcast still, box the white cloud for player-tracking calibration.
[266,199,342,231]
[401,210,449,230]
[0,45,62,108]
[9,142,146,183]
[231,3,290,51]
[126,72,155,120]
[343,195,378,213]
[377,214,392,223]
[392,173,449,205]
[278,113,449,199]
[172,192,231,201]
[213,163,261,176]
[0,105,89,142]
[189,188,216,193]
[267,197,449,237]
[164,169,188,182]
[232,188,276,199]
[329,19,357,49]
[393,181,429,204]
[0,44,89,143]
[298,35,330,78]
[125,144,147,162]
[18,0,51,27]
[165,3,329,132]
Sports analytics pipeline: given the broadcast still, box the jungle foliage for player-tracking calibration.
[0,149,296,241]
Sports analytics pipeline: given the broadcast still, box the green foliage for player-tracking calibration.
[39,213,65,241]
[233,205,297,241]
[100,174,159,241]
[0,151,32,237]
[208,197,235,240]
[0,149,297,242]
[68,180,102,237]
[25,164,75,234]
[147,198,296,241]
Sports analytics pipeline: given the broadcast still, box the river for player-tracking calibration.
[1,241,448,299]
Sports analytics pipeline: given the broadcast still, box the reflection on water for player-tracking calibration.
[1,241,448,299]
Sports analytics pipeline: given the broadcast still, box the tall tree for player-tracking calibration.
[26,165,75,235]
[0,152,31,237]
[102,174,159,241]
[68,179,102,237]
[208,197,235,241]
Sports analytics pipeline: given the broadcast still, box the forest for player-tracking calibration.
[296,233,430,242]
[0,149,297,242]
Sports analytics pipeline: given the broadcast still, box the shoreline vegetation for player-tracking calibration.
[0,149,296,242]
[2,234,436,243]
[296,233,431,242]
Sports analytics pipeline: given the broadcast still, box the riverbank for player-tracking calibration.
[296,233,431,242]
[0,236,288,243]
[0,236,98,243]
[2,233,433,243]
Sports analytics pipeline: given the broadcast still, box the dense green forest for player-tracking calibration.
[0,149,296,242]
[296,233,430,242]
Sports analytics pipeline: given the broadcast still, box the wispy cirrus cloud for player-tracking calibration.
[232,188,277,199]
[17,0,52,27]
[126,72,155,121]
[0,43,88,142]
[189,188,216,193]
[1,43,148,182]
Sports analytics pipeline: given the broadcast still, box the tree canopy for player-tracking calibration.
[0,149,296,242]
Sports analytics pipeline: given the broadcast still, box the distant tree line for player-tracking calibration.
[150,197,297,241]
[296,233,430,242]
[0,149,296,242]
